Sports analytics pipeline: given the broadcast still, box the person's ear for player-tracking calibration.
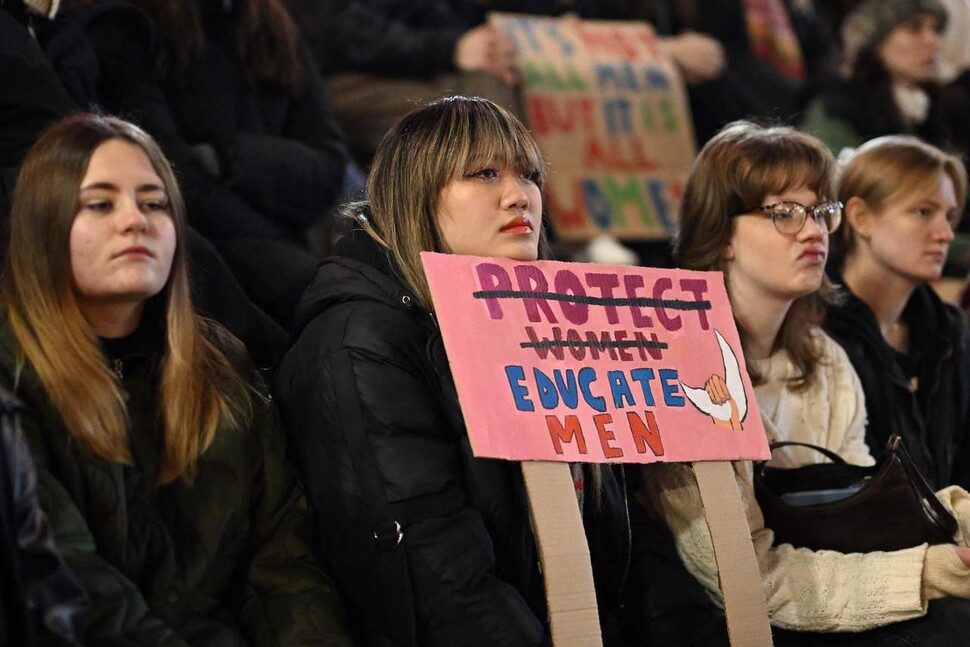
[722,243,735,260]
[844,196,874,241]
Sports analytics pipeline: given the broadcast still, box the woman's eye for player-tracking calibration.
[471,168,498,180]
[773,208,797,221]
[903,18,923,32]
[914,207,933,217]
[84,200,112,212]
[521,170,540,183]
[141,200,169,212]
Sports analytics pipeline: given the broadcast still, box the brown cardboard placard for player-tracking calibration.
[490,13,696,241]
[522,461,602,646]
[694,461,773,646]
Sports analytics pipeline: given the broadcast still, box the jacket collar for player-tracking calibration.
[827,283,958,369]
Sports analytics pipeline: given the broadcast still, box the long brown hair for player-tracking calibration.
[836,135,967,260]
[3,113,251,484]
[134,0,305,95]
[674,121,837,389]
[354,95,548,311]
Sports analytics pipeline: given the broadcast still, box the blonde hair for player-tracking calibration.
[674,121,837,389]
[354,96,547,310]
[836,135,967,259]
[4,114,251,484]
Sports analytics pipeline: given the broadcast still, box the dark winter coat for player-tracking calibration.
[273,230,632,647]
[0,385,89,647]
[0,314,352,646]
[82,0,348,242]
[285,0,475,78]
[824,284,970,490]
[0,4,76,216]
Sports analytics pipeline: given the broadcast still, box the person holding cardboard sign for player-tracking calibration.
[641,121,970,643]
[274,96,637,646]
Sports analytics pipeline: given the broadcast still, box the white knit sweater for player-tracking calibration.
[643,329,933,632]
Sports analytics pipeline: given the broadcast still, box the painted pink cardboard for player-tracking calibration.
[421,252,770,463]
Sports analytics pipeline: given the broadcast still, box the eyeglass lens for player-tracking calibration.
[770,202,841,234]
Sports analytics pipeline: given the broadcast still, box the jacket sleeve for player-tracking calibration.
[947,306,970,490]
[5,403,89,646]
[292,0,464,78]
[236,380,354,647]
[20,414,190,647]
[275,312,547,647]
[83,7,290,241]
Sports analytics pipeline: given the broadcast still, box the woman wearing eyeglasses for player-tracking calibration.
[639,121,970,642]
[824,136,970,495]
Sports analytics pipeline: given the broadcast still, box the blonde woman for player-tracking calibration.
[0,113,351,646]
[825,136,970,492]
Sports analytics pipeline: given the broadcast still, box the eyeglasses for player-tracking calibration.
[740,200,843,235]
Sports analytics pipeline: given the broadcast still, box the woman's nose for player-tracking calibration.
[936,218,956,243]
[502,177,530,211]
[118,198,149,232]
[799,210,826,239]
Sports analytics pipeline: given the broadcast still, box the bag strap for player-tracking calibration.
[888,434,958,537]
[765,440,846,464]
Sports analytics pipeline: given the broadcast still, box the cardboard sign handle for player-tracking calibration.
[693,461,773,646]
[521,461,603,647]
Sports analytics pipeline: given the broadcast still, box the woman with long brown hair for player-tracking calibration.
[642,121,970,644]
[0,112,352,646]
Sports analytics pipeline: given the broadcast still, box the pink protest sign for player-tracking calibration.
[422,253,770,463]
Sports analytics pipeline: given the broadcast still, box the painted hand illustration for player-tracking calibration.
[680,330,747,431]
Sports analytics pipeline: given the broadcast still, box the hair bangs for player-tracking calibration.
[442,107,545,188]
[735,137,835,210]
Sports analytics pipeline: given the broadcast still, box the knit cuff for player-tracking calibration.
[922,544,970,602]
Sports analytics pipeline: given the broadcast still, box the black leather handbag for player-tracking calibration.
[754,433,958,553]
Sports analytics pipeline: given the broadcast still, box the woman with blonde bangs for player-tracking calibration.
[274,96,634,646]
[642,121,970,644]
[825,136,970,492]
[0,113,351,646]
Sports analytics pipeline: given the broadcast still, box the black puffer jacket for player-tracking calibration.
[274,230,633,647]
[0,386,88,646]
[83,0,348,241]
[824,284,970,490]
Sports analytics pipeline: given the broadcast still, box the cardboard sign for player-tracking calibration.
[490,13,696,241]
[422,253,770,464]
